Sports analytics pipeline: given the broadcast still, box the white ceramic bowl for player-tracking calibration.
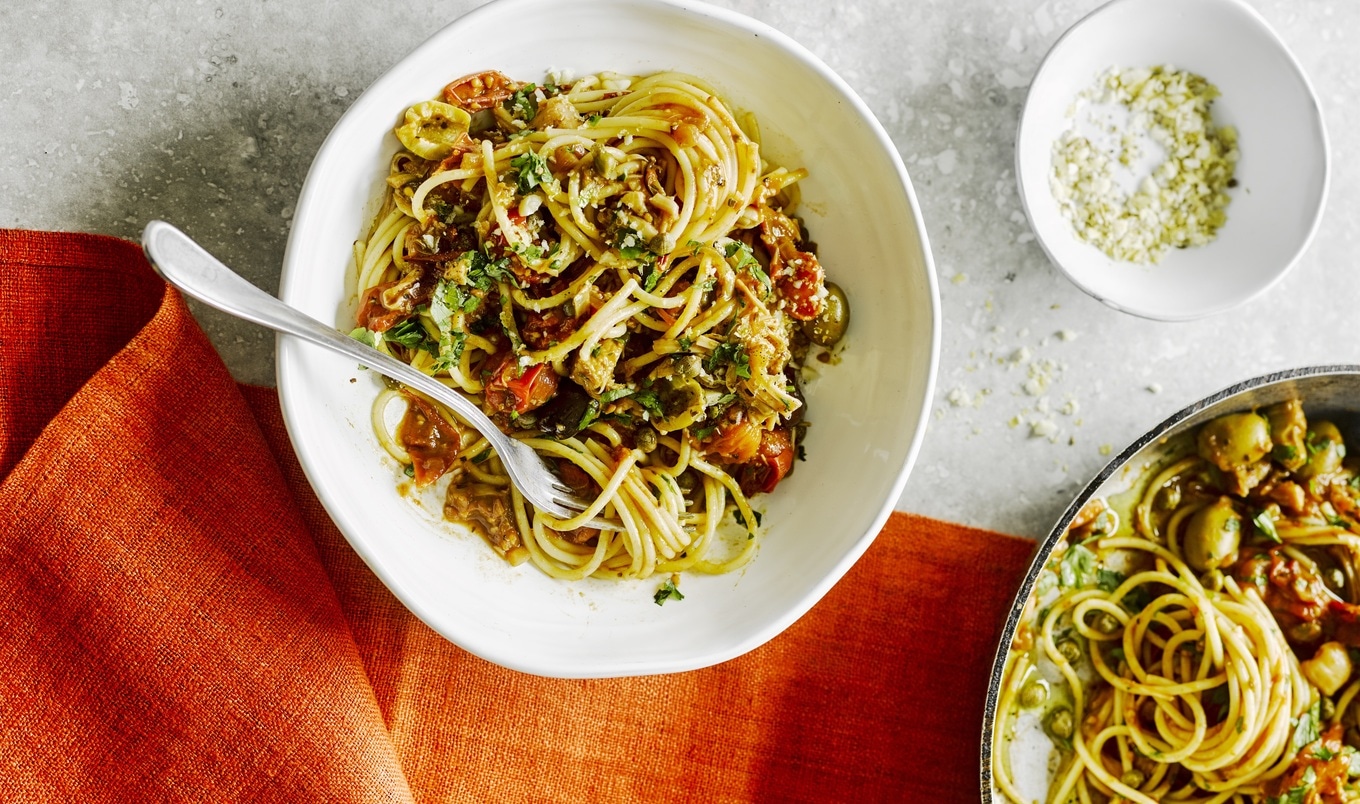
[277,0,939,677]
[1016,0,1329,321]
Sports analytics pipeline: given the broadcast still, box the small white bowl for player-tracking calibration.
[1016,0,1329,321]
[277,0,939,677]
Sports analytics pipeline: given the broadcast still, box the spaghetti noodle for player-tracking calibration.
[350,70,848,584]
[995,402,1360,803]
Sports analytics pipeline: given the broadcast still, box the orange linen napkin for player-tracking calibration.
[0,229,1037,802]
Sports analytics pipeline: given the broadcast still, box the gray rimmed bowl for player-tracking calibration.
[980,365,1360,801]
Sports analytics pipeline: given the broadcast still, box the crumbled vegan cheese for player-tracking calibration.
[1050,66,1239,264]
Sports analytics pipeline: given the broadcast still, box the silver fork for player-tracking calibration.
[142,220,618,530]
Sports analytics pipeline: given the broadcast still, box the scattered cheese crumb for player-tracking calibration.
[1050,66,1239,263]
[1099,444,1113,456]
[947,386,973,407]
[1147,382,1163,394]
[1057,329,1077,342]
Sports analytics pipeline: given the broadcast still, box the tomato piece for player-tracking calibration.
[483,352,559,415]
[520,306,583,350]
[442,70,520,111]
[705,417,762,464]
[736,428,795,496]
[397,393,463,487]
[774,248,825,321]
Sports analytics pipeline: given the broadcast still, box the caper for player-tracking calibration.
[1197,412,1272,473]
[1044,707,1074,741]
[803,281,849,347]
[1056,638,1083,664]
[1182,496,1242,572]
[636,427,658,453]
[1299,420,1347,480]
[1088,611,1121,635]
[1019,678,1049,709]
[1119,769,1146,788]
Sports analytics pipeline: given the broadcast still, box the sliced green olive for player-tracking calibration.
[395,100,472,160]
[1298,420,1347,480]
[804,281,849,347]
[1182,497,1242,572]
[1196,412,1272,473]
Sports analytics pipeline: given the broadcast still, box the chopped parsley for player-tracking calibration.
[641,259,663,292]
[1266,766,1315,804]
[733,508,763,529]
[504,83,538,122]
[1095,568,1125,593]
[1293,701,1321,752]
[402,464,415,478]
[428,280,469,373]
[705,341,751,380]
[1254,509,1281,543]
[723,241,771,290]
[384,317,436,353]
[599,387,635,404]
[677,335,693,351]
[1058,543,1095,589]
[348,327,379,348]
[613,227,651,262]
[586,113,602,126]
[510,150,553,195]
[653,579,685,606]
[632,389,664,419]
[1273,444,1299,463]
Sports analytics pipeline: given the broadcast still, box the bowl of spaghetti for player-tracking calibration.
[983,366,1360,802]
[276,0,939,677]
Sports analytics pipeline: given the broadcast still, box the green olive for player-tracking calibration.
[1298,420,1347,479]
[1182,497,1242,572]
[1044,707,1074,741]
[1265,400,1307,471]
[804,281,849,347]
[1196,412,1272,473]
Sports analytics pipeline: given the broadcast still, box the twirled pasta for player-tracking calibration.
[995,402,1360,803]
[351,70,848,584]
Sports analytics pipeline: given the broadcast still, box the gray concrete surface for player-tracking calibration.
[2,0,1356,539]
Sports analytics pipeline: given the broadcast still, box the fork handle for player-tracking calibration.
[140,220,522,472]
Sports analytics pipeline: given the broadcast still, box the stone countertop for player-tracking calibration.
[3,0,1355,540]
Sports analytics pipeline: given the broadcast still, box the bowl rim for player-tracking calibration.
[977,363,1360,799]
[1013,0,1331,322]
[274,0,942,677]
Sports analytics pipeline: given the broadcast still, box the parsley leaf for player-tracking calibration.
[348,327,379,348]
[653,579,685,606]
[1058,544,1095,589]
[641,259,662,292]
[504,83,538,122]
[586,113,602,126]
[612,227,651,262]
[1254,509,1281,543]
[633,389,664,419]
[1096,568,1125,593]
[733,508,763,529]
[723,241,771,290]
[599,387,635,404]
[705,341,751,380]
[510,151,553,195]
[1293,702,1321,753]
[384,318,435,353]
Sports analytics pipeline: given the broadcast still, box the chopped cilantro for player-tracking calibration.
[653,579,685,606]
[510,151,553,195]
